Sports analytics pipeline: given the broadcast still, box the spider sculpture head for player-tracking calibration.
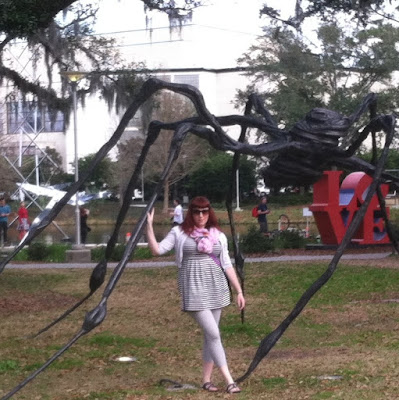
[291,108,351,147]
[260,95,382,189]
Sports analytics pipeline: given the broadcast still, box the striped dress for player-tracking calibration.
[179,236,230,311]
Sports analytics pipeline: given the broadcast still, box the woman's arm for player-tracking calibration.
[146,209,161,256]
[147,209,177,256]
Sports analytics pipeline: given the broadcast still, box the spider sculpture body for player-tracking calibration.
[250,93,391,187]
[1,78,397,398]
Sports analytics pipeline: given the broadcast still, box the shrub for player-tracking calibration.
[273,230,307,249]
[109,244,127,261]
[91,245,153,262]
[240,225,274,253]
[26,242,50,261]
[390,224,399,241]
[133,247,153,260]
[91,246,105,262]
[47,244,72,262]
[26,243,71,262]
[268,192,313,207]
[12,249,29,261]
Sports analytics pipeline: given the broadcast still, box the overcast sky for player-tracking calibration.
[94,0,268,35]
[92,0,272,68]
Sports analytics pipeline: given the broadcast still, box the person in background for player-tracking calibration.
[17,201,30,240]
[170,198,184,226]
[257,196,270,234]
[80,207,91,245]
[147,196,245,394]
[0,197,11,245]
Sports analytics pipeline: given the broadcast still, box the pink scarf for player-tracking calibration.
[190,227,220,254]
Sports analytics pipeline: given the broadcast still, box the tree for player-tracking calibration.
[76,153,115,191]
[0,1,203,113]
[238,21,399,130]
[19,147,66,185]
[260,1,395,29]
[237,20,399,194]
[1,0,392,116]
[358,148,399,170]
[117,91,210,212]
[0,0,204,202]
[186,152,256,203]
[0,156,20,197]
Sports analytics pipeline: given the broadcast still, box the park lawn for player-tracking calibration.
[1,260,399,399]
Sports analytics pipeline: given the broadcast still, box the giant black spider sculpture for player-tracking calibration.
[1,77,398,398]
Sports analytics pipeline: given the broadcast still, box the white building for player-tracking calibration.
[0,0,265,174]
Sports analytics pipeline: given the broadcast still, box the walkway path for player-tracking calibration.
[6,252,392,269]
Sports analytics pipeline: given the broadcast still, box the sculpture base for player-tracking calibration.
[65,248,91,263]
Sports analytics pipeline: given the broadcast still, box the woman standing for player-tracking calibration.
[17,201,29,241]
[80,207,91,245]
[147,196,245,394]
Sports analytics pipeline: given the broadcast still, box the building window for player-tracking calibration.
[154,73,199,88]
[157,74,172,83]
[125,109,142,131]
[173,74,199,88]
[7,102,65,134]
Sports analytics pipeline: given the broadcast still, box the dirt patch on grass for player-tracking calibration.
[0,291,77,315]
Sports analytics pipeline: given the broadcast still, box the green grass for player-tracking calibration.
[250,263,399,307]
[87,332,156,348]
[50,358,85,370]
[74,391,134,400]
[261,376,287,388]
[2,262,399,399]
[0,272,68,293]
[220,317,272,346]
[0,360,20,373]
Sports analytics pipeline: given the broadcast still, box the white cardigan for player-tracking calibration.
[158,226,233,270]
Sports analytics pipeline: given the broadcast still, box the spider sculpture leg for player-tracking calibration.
[236,114,396,382]
[1,123,192,400]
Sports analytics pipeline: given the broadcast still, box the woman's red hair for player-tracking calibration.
[181,196,220,234]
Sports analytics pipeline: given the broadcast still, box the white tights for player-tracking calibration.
[189,308,227,367]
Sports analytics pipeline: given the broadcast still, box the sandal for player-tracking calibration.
[202,382,219,392]
[226,382,241,394]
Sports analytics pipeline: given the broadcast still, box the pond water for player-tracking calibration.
[5,220,318,246]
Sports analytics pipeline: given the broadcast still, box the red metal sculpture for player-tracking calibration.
[311,170,390,245]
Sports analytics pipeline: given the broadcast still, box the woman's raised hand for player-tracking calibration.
[147,208,155,226]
